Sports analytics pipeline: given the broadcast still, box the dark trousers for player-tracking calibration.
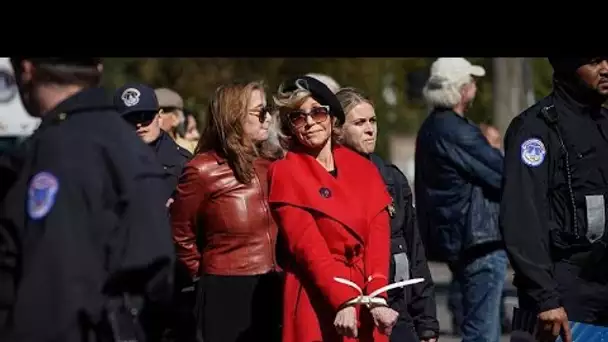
[390,318,419,342]
[195,272,282,342]
[388,289,420,342]
[167,287,198,342]
[164,262,199,342]
[518,261,608,325]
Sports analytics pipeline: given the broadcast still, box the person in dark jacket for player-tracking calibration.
[113,83,193,341]
[336,87,439,342]
[0,58,174,342]
[415,58,507,342]
[501,57,608,342]
[113,83,192,204]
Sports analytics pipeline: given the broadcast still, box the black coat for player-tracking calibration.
[370,153,440,340]
[148,131,191,201]
[0,87,174,341]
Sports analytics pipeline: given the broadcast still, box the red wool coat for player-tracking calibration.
[268,145,392,342]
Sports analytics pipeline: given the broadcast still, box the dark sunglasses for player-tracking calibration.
[288,105,330,128]
[124,111,157,127]
[249,106,271,123]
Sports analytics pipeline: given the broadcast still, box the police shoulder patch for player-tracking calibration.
[520,138,546,167]
[27,171,59,220]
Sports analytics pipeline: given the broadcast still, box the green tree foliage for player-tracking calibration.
[101,58,554,160]
[531,58,553,99]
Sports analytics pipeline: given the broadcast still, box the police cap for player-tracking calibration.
[114,83,159,117]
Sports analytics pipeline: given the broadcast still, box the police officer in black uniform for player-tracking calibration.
[114,83,193,342]
[0,58,175,342]
[335,87,439,342]
[113,83,192,203]
[501,57,608,342]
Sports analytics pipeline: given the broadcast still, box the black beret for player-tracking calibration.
[282,75,345,124]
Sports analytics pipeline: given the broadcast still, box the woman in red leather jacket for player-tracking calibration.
[170,81,283,342]
[268,76,400,342]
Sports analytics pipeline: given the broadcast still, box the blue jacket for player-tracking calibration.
[414,108,504,262]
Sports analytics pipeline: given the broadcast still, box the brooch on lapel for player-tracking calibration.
[319,187,332,198]
[387,197,396,218]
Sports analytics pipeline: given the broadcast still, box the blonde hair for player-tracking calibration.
[273,81,339,150]
[336,87,374,116]
[422,74,472,109]
[334,87,375,144]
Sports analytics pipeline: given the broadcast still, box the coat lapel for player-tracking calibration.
[283,147,367,243]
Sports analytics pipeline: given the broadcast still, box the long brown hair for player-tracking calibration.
[196,81,281,184]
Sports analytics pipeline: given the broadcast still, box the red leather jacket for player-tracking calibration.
[170,151,278,277]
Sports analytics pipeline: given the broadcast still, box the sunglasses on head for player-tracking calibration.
[124,111,157,127]
[288,105,330,128]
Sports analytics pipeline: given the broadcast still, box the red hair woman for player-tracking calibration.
[170,81,283,342]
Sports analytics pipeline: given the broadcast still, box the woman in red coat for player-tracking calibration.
[268,76,400,342]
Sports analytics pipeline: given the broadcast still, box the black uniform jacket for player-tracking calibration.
[149,130,192,200]
[0,87,174,341]
[501,81,608,313]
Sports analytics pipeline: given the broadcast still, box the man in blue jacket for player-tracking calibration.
[414,58,507,342]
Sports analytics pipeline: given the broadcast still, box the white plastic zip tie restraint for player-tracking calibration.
[333,276,425,308]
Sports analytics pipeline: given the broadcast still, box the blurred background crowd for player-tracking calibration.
[101,58,547,171]
[0,58,552,182]
[0,57,556,342]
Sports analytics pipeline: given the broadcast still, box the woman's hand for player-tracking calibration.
[370,306,399,336]
[334,305,358,338]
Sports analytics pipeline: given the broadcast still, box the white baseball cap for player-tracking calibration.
[429,58,486,83]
